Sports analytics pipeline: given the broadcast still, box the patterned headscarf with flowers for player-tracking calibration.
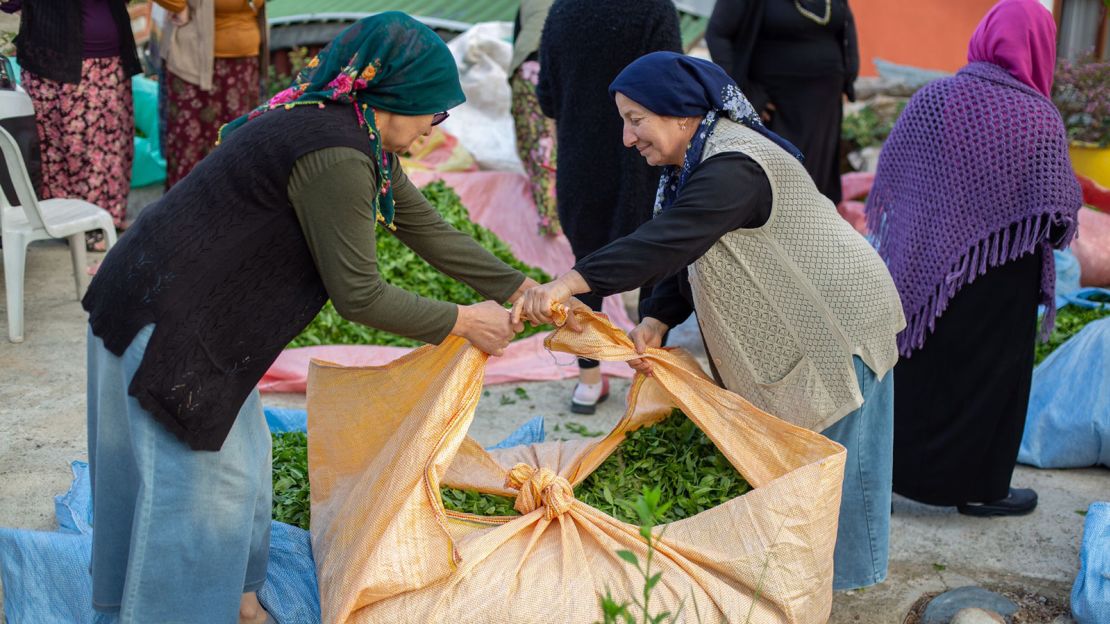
[218,12,465,229]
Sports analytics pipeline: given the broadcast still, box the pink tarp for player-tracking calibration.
[260,170,635,393]
[1076,207,1110,287]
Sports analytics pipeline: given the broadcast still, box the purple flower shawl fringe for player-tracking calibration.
[866,61,1081,358]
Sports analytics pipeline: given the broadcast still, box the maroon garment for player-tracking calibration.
[82,0,120,58]
[162,58,261,189]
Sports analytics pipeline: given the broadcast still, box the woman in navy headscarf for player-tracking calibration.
[513,51,906,590]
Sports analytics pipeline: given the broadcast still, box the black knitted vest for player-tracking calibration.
[83,103,373,450]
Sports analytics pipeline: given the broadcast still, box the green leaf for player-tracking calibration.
[933,563,946,572]
[567,422,605,437]
[616,550,640,567]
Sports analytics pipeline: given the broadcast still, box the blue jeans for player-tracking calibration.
[820,357,894,591]
[87,325,272,622]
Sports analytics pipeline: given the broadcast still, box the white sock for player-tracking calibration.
[573,380,606,404]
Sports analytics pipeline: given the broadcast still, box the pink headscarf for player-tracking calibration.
[967,0,1057,98]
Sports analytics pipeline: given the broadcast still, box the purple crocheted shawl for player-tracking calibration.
[866,61,1081,358]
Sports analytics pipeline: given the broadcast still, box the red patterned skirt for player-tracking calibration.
[22,57,134,246]
[162,57,260,189]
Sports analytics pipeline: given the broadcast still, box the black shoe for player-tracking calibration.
[957,487,1038,517]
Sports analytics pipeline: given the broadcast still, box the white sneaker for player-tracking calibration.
[570,378,610,414]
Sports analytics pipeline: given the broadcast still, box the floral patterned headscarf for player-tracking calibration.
[608,52,803,215]
[219,12,465,228]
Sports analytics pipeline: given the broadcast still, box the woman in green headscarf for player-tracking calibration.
[81,13,534,623]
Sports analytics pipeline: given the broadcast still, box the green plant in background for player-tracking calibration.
[841,101,907,150]
[1035,304,1110,365]
[1053,52,1110,147]
[273,409,750,529]
[289,181,551,348]
[272,431,311,530]
[437,410,750,524]
[576,410,750,525]
[596,487,687,624]
[265,46,311,99]
[441,487,519,517]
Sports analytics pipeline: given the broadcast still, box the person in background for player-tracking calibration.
[866,0,1081,517]
[705,0,859,204]
[510,0,559,236]
[1,0,141,250]
[536,0,681,413]
[82,14,534,622]
[154,0,266,189]
[514,52,906,590]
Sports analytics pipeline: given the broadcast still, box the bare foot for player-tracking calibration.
[239,591,271,624]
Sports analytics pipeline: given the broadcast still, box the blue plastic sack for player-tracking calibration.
[1054,248,1083,308]
[0,413,545,623]
[265,406,309,433]
[1072,502,1110,624]
[130,75,165,188]
[1063,287,1110,310]
[1018,317,1110,468]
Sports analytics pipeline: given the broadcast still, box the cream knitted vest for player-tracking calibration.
[688,119,905,431]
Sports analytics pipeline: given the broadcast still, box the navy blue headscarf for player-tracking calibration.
[609,52,803,215]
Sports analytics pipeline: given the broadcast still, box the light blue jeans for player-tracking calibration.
[820,356,895,591]
[87,324,272,623]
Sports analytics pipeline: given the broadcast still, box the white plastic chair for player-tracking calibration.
[0,125,117,343]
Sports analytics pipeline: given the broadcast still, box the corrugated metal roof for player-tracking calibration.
[266,0,706,49]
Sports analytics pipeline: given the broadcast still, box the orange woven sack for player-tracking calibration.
[306,312,846,623]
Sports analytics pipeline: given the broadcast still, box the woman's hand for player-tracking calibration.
[760,101,776,124]
[451,301,515,356]
[510,271,589,330]
[626,317,669,376]
[171,5,190,27]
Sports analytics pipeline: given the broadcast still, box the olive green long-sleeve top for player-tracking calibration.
[288,147,526,344]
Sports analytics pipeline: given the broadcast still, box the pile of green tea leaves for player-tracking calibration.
[439,409,751,525]
[272,432,311,530]
[289,180,551,348]
[1034,302,1110,365]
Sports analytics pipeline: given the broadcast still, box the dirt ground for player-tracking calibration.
[1,237,1105,623]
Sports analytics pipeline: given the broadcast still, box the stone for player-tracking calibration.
[951,607,1006,624]
[921,586,1019,624]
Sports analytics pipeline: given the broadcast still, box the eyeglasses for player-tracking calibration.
[431,111,450,126]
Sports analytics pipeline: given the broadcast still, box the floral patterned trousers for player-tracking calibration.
[510,61,559,236]
[22,57,134,248]
[162,57,260,190]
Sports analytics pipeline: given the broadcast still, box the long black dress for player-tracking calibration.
[536,0,681,305]
[706,0,859,204]
[891,249,1042,506]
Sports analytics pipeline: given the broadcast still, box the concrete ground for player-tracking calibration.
[1,237,1104,623]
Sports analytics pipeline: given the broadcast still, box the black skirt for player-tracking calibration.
[763,72,845,204]
[892,249,1042,506]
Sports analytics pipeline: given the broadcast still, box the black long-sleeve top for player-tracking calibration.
[572,152,773,328]
[704,0,859,113]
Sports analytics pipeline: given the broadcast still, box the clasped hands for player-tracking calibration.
[453,273,670,376]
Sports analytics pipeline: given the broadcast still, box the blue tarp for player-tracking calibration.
[0,408,545,623]
[1072,502,1110,624]
[1018,317,1110,469]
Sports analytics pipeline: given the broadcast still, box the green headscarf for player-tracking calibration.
[219,12,465,229]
